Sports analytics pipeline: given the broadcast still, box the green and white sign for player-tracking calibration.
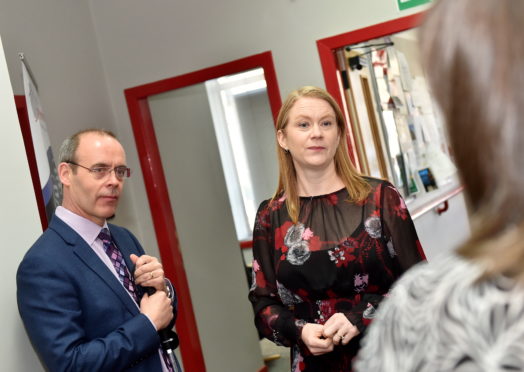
[397,0,432,11]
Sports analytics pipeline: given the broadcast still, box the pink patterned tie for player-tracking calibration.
[98,228,138,303]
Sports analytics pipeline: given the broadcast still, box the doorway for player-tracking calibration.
[125,51,282,372]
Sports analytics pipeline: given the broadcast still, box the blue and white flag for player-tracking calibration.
[22,62,61,222]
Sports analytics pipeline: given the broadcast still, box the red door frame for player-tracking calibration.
[124,51,281,372]
[316,12,425,124]
[14,95,48,231]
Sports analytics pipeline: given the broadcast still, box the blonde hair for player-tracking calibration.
[272,86,370,222]
[420,0,524,280]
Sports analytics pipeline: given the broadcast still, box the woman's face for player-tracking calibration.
[277,96,340,173]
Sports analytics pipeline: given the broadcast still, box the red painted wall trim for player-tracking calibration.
[240,240,253,250]
[126,51,282,124]
[125,93,206,372]
[124,51,282,372]
[316,12,424,104]
[14,95,47,231]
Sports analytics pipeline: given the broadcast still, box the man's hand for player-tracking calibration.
[139,290,173,330]
[301,323,334,355]
[322,313,359,346]
[131,254,167,293]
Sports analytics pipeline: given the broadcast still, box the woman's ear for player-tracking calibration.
[277,129,287,151]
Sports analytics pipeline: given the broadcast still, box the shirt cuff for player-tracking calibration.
[142,313,158,331]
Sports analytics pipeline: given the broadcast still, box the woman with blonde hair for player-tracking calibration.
[249,86,424,371]
[355,1,524,371]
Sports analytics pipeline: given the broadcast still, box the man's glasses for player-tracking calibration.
[67,161,131,180]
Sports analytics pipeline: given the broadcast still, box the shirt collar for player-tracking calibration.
[55,206,109,246]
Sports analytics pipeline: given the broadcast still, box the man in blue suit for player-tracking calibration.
[17,129,181,371]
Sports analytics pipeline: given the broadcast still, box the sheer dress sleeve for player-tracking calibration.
[248,200,305,347]
[344,181,425,333]
[380,181,426,271]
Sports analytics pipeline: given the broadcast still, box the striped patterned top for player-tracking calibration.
[355,253,524,372]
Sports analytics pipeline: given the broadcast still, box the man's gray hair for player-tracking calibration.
[58,129,116,164]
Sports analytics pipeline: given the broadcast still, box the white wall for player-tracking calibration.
[414,192,471,260]
[0,0,114,144]
[0,0,142,242]
[0,34,44,372]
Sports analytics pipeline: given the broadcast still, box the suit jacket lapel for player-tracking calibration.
[49,217,139,314]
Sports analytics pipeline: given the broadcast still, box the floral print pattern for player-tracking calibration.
[287,241,311,265]
[283,222,313,265]
[387,238,397,258]
[249,178,425,371]
[364,216,382,238]
[354,273,369,293]
[278,281,304,306]
[328,241,357,268]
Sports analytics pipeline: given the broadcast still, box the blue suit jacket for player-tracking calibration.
[17,215,175,372]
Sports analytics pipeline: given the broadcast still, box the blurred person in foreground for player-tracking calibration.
[355,1,524,371]
[17,129,180,371]
[248,86,425,371]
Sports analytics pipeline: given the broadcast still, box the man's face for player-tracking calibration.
[59,133,127,226]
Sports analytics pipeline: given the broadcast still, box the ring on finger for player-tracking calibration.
[150,271,154,279]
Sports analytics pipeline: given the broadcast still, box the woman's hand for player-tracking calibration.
[301,323,334,355]
[322,313,359,346]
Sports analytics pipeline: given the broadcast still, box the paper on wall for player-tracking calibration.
[426,143,457,186]
[396,50,413,92]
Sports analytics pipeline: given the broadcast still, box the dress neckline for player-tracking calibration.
[298,187,346,200]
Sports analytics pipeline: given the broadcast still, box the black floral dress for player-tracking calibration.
[248,178,425,371]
